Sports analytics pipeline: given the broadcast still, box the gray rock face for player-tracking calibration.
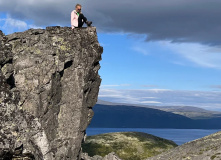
[147,131,221,160]
[0,26,102,160]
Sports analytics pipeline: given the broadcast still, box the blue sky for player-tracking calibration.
[98,33,221,91]
[1,0,221,110]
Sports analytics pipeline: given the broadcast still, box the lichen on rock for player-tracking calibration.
[0,26,102,160]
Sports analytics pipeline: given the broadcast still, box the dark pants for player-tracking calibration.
[78,14,87,27]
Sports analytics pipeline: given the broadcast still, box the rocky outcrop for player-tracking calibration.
[81,152,121,160]
[147,131,221,160]
[0,26,102,160]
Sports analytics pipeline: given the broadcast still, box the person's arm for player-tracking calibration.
[71,11,75,29]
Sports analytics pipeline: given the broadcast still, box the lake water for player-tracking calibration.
[86,128,220,145]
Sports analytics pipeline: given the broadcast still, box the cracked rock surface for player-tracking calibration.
[0,26,102,160]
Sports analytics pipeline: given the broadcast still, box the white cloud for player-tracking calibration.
[210,85,221,89]
[132,46,149,55]
[141,85,159,88]
[170,60,187,66]
[28,24,42,29]
[101,84,131,88]
[99,42,110,47]
[161,41,221,69]
[139,101,162,104]
[146,89,172,93]
[130,35,152,55]
[101,85,120,87]
[99,89,145,104]
[132,39,221,69]
[0,15,42,34]
[98,89,221,111]
[141,97,157,99]
[0,16,28,34]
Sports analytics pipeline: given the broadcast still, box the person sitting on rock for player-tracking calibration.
[71,4,92,29]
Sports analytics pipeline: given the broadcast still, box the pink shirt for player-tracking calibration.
[71,10,79,29]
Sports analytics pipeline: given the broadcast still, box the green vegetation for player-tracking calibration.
[82,132,177,160]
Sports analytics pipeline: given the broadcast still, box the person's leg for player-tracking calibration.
[78,14,87,27]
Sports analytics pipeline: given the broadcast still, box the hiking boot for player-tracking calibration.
[86,21,92,27]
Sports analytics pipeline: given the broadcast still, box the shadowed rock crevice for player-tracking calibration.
[41,71,62,143]
[6,74,15,89]
[64,60,73,70]
[0,26,102,160]
[93,61,99,68]
[59,60,73,77]
[48,72,62,111]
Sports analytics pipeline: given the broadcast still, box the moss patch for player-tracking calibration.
[82,132,177,160]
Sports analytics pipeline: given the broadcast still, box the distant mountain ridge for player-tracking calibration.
[90,100,221,129]
[97,100,221,119]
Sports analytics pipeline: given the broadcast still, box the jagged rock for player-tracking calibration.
[81,152,121,160]
[102,153,121,160]
[147,131,221,160]
[0,26,102,160]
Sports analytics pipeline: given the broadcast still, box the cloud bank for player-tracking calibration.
[99,89,221,111]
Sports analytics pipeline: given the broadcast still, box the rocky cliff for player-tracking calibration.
[0,26,102,160]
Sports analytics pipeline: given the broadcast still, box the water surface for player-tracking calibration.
[86,128,220,145]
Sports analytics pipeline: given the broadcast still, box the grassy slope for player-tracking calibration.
[147,131,221,160]
[82,132,177,160]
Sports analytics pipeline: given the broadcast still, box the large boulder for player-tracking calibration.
[0,26,102,160]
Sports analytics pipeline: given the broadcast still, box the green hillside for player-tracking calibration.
[147,131,221,160]
[90,104,221,129]
[82,132,177,160]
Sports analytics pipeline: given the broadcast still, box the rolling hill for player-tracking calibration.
[89,101,221,129]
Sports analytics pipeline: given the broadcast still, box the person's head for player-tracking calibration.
[75,4,82,13]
